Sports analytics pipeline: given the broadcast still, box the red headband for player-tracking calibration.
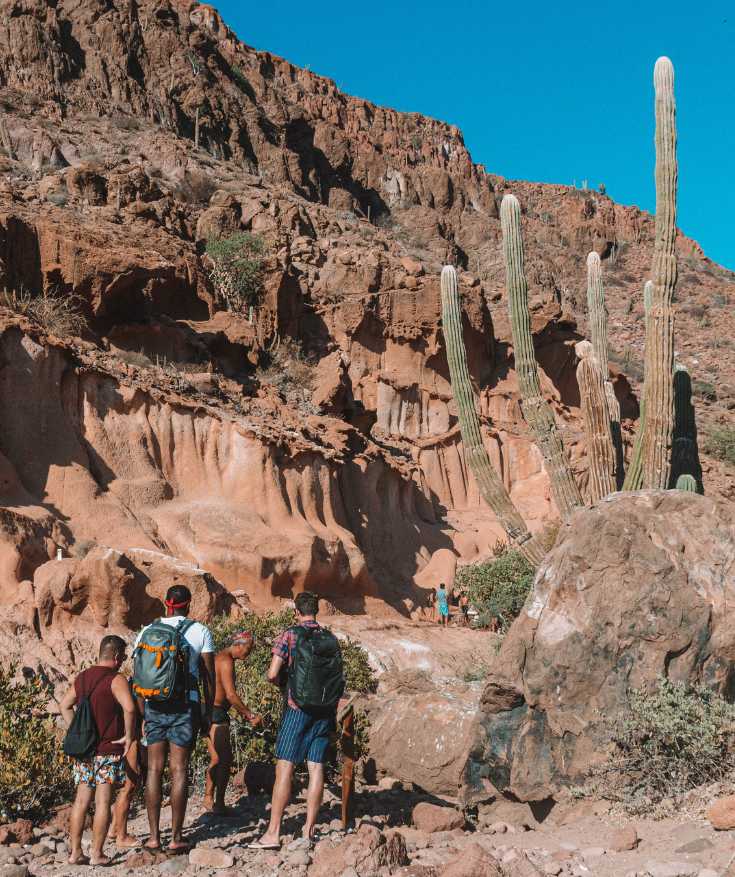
[166,599,191,609]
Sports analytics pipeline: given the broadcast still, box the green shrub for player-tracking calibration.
[596,677,735,812]
[0,666,73,820]
[704,426,735,467]
[205,232,265,312]
[456,551,535,633]
[191,611,376,786]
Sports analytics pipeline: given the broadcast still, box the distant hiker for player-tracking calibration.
[204,630,263,815]
[251,591,345,850]
[459,590,470,627]
[132,585,215,853]
[436,582,449,627]
[59,635,136,866]
[426,589,437,623]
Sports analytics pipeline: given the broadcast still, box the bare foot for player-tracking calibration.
[143,839,162,851]
[115,835,140,849]
[203,796,214,811]
[89,854,112,866]
[167,840,192,853]
[68,853,90,865]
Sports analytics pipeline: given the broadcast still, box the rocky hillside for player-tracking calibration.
[0,0,733,662]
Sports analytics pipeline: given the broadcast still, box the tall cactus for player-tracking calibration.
[622,281,654,491]
[500,194,583,519]
[587,251,624,486]
[639,56,678,489]
[670,363,702,490]
[576,341,616,502]
[440,266,545,565]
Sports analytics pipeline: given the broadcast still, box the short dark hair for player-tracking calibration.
[294,591,319,617]
[166,585,192,606]
[99,634,127,660]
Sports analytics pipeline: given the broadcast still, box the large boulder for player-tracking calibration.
[465,490,735,802]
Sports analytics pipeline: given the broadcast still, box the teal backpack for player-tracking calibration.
[132,619,195,704]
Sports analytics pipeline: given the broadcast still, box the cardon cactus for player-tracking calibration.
[675,473,697,492]
[622,280,654,492]
[670,363,701,489]
[440,266,545,565]
[501,194,582,519]
[576,341,616,502]
[639,56,678,489]
[587,251,624,486]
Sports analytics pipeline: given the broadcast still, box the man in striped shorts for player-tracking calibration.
[250,592,335,849]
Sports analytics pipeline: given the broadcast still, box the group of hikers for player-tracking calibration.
[426,582,472,627]
[58,587,344,866]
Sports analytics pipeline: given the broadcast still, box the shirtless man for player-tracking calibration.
[204,630,262,814]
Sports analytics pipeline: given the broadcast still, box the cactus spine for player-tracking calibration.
[670,363,701,489]
[440,266,545,565]
[500,194,582,519]
[622,281,654,491]
[587,251,624,486]
[639,57,678,489]
[576,342,616,502]
[675,473,697,492]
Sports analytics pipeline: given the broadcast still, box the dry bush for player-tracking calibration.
[257,339,316,403]
[1,287,86,337]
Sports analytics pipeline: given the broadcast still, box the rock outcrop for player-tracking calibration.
[467,490,735,801]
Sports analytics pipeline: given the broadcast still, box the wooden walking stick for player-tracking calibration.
[338,699,356,830]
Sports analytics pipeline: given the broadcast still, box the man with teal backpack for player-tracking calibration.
[132,585,214,853]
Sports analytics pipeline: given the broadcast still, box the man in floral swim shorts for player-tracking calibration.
[60,635,136,866]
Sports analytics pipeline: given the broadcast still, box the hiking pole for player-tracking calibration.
[338,697,357,830]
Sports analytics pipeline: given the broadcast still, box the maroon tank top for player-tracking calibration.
[74,666,124,756]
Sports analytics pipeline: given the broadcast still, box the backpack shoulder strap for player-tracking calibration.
[175,618,197,640]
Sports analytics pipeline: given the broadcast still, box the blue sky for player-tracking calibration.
[215,1,734,270]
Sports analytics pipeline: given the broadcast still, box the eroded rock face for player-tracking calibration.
[467,491,735,802]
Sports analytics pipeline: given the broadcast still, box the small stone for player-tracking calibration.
[29,843,53,858]
[559,841,578,852]
[286,850,311,867]
[159,857,189,874]
[611,825,639,852]
[707,794,735,830]
[543,865,563,876]
[581,847,606,859]
[489,822,507,834]
[0,865,29,877]
[675,838,713,854]
[189,847,235,868]
[412,803,466,834]
[646,862,699,877]
[378,777,400,791]
[501,850,519,864]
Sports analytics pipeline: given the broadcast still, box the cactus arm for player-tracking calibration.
[500,194,583,519]
[440,266,545,566]
[622,281,653,491]
[640,57,678,489]
[670,363,702,490]
[675,473,697,492]
[576,341,616,502]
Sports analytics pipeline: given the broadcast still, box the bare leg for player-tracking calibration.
[111,743,140,847]
[213,726,233,811]
[90,782,114,865]
[168,742,191,849]
[303,761,325,840]
[204,728,219,811]
[258,759,294,845]
[144,741,166,849]
[69,782,94,864]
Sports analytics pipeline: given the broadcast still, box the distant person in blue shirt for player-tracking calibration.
[435,583,449,627]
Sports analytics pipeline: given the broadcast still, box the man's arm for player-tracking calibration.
[267,654,284,685]
[200,651,215,718]
[111,673,137,754]
[59,684,77,728]
[221,655,261,725]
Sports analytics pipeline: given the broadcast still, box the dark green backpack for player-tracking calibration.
[132,618,195,704]
[288,626,345,715]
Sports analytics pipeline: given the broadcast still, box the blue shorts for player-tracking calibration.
[144,702,199,748]
[275,707,335,764]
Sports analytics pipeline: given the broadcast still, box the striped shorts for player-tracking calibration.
[275,707,335,765]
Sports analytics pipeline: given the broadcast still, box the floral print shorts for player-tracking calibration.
[72,754,125,788]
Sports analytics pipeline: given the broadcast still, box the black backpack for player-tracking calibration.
[288,625,345,715]
[62,673,109,760]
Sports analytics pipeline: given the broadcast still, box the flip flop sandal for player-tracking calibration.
[247,841,282,850]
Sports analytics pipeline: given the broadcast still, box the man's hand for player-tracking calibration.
[248,714,263,729]
[112,735,135,756]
